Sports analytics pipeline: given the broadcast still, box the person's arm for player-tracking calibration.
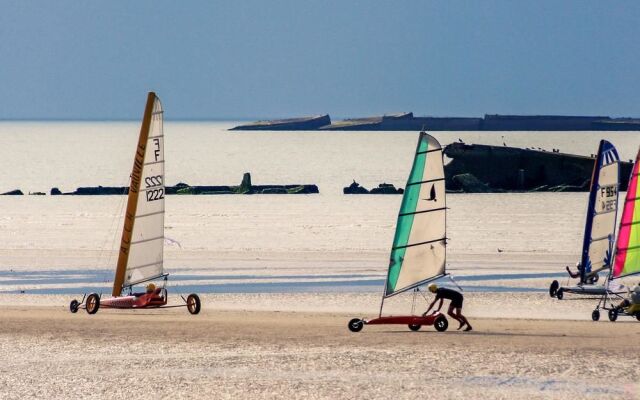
[434,298,444,312]
[422,297,438,316]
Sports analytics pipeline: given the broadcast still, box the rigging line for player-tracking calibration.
[148,135,164,139]
[399,207,446,217]
[405,177,445,187]
[392,237,446,250]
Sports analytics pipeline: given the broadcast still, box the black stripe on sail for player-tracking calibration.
[416,148,442,155]
[620,220,640,228]
[392,237,446,250]
[144,160,165,166]
[384,274,447,298]
[617,244,640,253]
[399,207,446,217]
[626,197,640,202]
[131,236,164,245]
[594,209,616,216]
[127,260,163,271]
[136,210,165,219]
[406,177,445,187]
[590,235,612,243]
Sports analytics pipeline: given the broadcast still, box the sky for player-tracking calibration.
[0,1,639,120]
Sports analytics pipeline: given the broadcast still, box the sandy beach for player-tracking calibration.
[0,296,638,400]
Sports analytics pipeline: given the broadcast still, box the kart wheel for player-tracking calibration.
[549,280,559,297]
[69,299,79,313]
[408,324,421,331]
[556,288,564,300]
[608,308,618,322]
[348,318,364,333]
[85,293,100,315]
[434,315,448,332]
[636,314,640,322]
[591,309,600,321]
[186,294,201,315]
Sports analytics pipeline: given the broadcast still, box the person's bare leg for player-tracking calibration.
[447,304,464,329]
[454,308,472,331]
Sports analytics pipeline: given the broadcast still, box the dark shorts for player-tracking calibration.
[450,296,463,309]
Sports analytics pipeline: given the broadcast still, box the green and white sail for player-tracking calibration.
[385,132,446,297]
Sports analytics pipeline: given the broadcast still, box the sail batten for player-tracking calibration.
[384,132,446,298]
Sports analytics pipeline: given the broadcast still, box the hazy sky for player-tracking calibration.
[1,1,639,120]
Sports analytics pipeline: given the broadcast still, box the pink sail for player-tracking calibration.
[613,147,640,278]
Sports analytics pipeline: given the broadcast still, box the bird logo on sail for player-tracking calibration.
[424,184,437,202]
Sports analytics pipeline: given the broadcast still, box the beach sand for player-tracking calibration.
[1,294,638,400]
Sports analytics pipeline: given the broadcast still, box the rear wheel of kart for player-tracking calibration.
[348,318,364,333]
[69,299,79,314]
[408,324,421,331]
[608,308,618,322]
[85,293,100,315]
[591,309,600,321]
[434,316,448,332]
[556,288,564,300]
[549,280,559,297]
[186,294,201,315]
[636,314,640,322]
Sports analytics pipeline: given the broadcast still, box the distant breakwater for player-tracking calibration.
[2,173,319,196]
[231,112,640,131]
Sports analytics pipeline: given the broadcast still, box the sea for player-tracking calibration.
[0,121,638,295]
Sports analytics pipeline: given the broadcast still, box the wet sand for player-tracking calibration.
[1,299,638,399]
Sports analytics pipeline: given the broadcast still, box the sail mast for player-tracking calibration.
[112,92,157,296]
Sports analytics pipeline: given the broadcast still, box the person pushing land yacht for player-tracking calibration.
[423,284,472,331]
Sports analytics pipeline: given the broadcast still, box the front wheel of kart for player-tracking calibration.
[186,294,201,315]
[556,288,564,300]
[591,309,600,321]
[85,293,100,315]
[608,308,618,322]
[348,318,364,333]
[549,280,559,297]
[434,315,448,332]
[408,324,421,331]
[69,299,79,313]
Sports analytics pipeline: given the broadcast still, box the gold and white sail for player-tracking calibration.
[112,92,165,296]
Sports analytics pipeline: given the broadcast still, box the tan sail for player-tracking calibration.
[112,92,165,296]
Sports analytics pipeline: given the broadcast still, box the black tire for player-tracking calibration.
[85,293,100,315]
[556,288,564,300]
[591,309,600,321]
[408,324,421,331]
[608,308,618,322]
[549,280,559,297]
[186,294,201,315]
[635,314,640,322]
[434,315,448,332]
[348,318,364,333]
[69,299,79,313]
